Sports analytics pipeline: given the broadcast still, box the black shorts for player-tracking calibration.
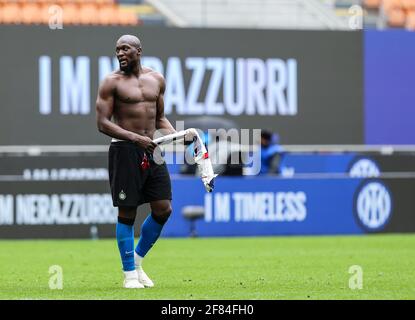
[108,141,172,207]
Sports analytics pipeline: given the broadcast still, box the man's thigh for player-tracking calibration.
[118,206,138,220]
[143,162,172,203]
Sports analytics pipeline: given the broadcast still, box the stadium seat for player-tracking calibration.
[405,10,415,29]
[98,3,118,25]
[364,0,382,10]
[96,0,115,4]
[387,8,406,27]
[79,3,99,25]
[69,0,114,5]
[0,0,141,26]
[21,2,43,24]
[1,2,22,24]
[61,3,80,25]
[117,9,139,26]
[382,0,403,12]
[402,0,415,10]
[39,3,53,25]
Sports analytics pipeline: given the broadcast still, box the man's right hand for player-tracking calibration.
[133,135,157,154]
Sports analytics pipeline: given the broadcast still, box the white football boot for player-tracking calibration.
[135,252,154,288]
[136,267,154,288]
[123,270,144,289]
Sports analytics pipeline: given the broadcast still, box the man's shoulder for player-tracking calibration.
[100,71,123,90]
[104,71,123,82]
[142,67,165,82]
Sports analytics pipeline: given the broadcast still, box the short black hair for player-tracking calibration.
[116,35,141,50]
[261,130,272,141]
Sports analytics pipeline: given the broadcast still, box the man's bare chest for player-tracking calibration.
[115,77,159,104]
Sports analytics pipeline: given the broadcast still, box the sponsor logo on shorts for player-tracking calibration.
[119,190,126,201]
[354,181,392,231]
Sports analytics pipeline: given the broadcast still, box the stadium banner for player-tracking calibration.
[377,178,415,233]
[167,177,364,237]
[279,153,357,176]
[365,30,415,144]
[1,175,414,239]
[2,151,412,181]
[368,153,415,173]
[279,153,415,176]
[0,26,362,145]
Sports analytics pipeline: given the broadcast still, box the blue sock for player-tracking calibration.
[116,220,135,272]
[135,213,164,258]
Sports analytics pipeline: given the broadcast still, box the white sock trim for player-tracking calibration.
[134,251,144,268]
[123,270,137,278]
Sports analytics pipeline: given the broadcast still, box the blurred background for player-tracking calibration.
[0,0,414,239]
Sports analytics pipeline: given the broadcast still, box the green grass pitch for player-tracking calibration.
[0,234,414,300]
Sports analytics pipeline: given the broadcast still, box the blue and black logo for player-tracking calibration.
[349,157,380,178]
[354,180,393,232]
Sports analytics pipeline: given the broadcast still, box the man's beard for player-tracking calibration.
[119,63,129,71]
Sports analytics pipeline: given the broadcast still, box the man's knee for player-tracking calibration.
[151,202,172,225]
[118,206,137,224]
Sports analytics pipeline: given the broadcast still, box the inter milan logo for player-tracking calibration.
[119,190,126,200]
[354,181,392,231]
[349,158,380,178]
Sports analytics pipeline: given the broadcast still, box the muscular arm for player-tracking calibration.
[96,75,139,142]
[156,75,176,135]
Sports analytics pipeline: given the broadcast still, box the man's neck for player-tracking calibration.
[131,62,142,76]
[123,62,142,76]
